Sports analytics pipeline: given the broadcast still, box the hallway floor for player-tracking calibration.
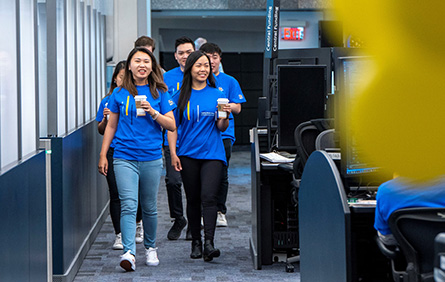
[74,149,300,281]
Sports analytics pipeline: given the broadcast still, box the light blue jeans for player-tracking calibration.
[114,158,162,255]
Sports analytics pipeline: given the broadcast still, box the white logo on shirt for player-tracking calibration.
[201,112,215,117]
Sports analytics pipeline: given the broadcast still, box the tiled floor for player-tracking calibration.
[74,149,300,281]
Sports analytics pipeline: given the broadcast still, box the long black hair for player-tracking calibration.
[121,47,167,98]
[177,51,216,122]
[106,60,126,96]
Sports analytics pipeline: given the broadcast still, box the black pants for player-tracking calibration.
[217,138,232,214]
[163,146,184,219]
[179,157,223,241]
[106,147,121,234]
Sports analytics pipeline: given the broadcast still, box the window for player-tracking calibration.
[0,0,18,168]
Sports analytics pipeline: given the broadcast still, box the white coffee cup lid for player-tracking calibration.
[217,98,229,103]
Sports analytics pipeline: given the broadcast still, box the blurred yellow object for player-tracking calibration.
[334,0,445,180]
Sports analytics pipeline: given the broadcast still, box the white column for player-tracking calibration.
[113,0,138,62]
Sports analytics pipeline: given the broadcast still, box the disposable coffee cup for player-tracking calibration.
[217,98,229,119]
[135,95,147,116]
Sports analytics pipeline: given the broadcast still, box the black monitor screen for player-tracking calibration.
[339,57,380,177]
[277,65,327,150]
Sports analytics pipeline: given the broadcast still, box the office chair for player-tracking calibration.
[434,233,445,282]
[376,207,445,282]
[293,118,333,178]
[315,129,336,151]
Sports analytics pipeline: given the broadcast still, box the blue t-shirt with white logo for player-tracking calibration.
[108,85,176,161]
[175,85,227,165]
[214,72,246,144]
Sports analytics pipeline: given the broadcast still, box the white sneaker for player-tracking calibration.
[216,212,228,227]
[120,250,136,271]
[145,247,159,266]
[136,222,144,244]
[113,233,123,250]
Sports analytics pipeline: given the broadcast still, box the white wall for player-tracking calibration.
[113,0,138,62]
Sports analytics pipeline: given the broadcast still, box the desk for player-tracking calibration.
[298,150,391,281]
[250,128,297,270]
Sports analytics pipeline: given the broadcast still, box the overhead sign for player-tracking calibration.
[265,0,280,58]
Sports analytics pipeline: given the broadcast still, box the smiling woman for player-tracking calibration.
[129,51,153,85]
[191,55,210,87]
[97,47,176,271]
[167,51,232,262]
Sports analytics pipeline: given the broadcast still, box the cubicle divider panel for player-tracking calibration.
[50,121,108,279]
[0,151,47,282]
[250,128,262,269]
[299,150,351,282]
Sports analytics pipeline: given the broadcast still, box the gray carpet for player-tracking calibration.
[74,149,300,281]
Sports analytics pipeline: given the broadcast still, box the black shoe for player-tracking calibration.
[190,239,202,259]
[185,227,192,241]
[167,216,187,240]
[203,239,220,262]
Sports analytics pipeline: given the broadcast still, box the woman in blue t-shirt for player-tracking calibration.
[168,51,231,262]
[98,47,176,271]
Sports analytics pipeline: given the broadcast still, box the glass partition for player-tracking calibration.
[0,0,18,168]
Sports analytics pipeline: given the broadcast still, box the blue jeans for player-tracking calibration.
[114,158,162,255]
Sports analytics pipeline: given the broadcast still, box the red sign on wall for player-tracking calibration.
[281,27,304,41]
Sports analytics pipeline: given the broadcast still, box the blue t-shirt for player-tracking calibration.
[214,72,246,144]
[96,95,116,148]
[163,67,184,146]
[164,67,184,97]
[374,176,445,235]
[108,85,176,161]
[175,85,227,165]
[96,95,111,122]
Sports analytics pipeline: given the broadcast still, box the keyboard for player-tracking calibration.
[348,199,376,207]
[260,152,294,163]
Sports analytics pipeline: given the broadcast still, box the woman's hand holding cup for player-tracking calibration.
[217,98,230,119]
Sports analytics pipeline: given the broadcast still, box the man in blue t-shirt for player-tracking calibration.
[200,42,247,227]
[375,175,445,245]
[162,36,195,240]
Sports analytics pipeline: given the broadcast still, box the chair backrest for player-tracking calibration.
[293,119,333,178]
[294,121,319,165]
[315,129,336,151]
[389,207,445,281]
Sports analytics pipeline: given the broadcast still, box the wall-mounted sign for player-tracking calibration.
[281,27,304,41]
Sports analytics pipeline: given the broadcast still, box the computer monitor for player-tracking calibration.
[277,65,327,150]
[275,48,333,93]
[336,55,389,185]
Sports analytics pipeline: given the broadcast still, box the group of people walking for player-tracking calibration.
[96,35,246,271]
